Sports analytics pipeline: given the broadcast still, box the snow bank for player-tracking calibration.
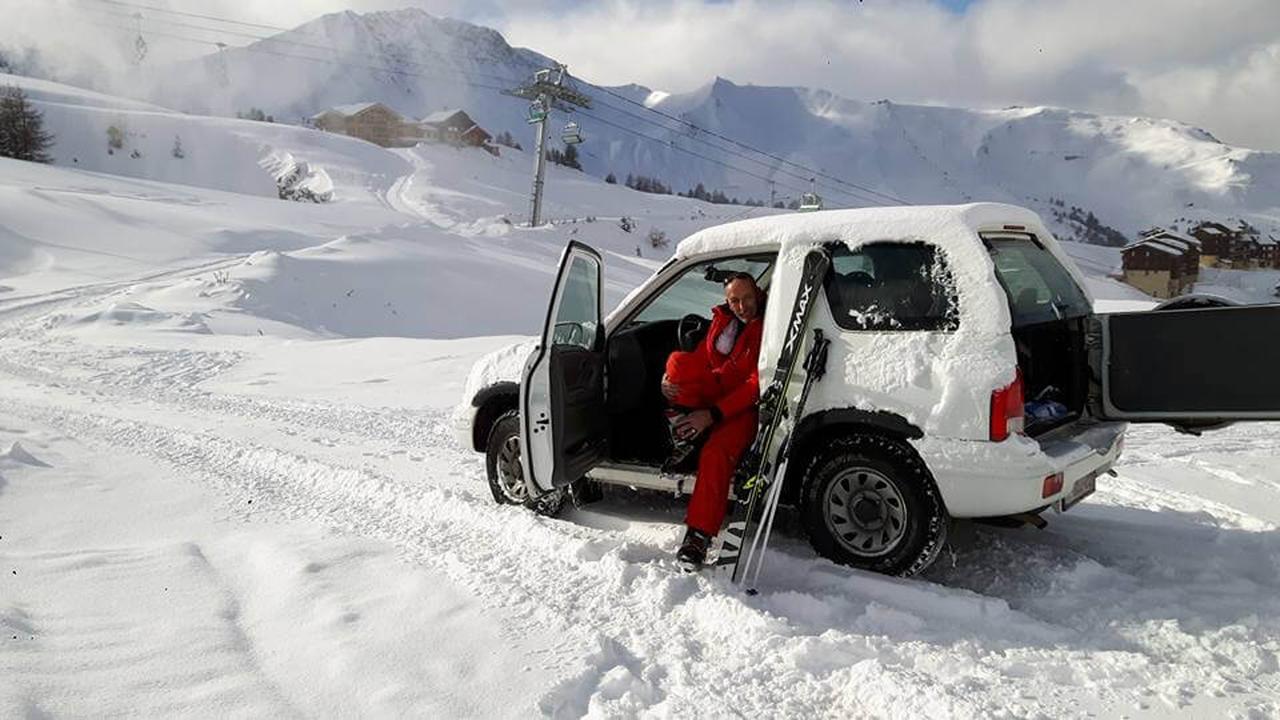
[260,150,334,203]
[0,441,50,467]
[55,301,209,333]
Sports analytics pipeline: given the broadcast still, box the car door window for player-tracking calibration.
[552,255,600,349]
[629,255,775,324]
[825,242,959,331]
[981,232,1091,327]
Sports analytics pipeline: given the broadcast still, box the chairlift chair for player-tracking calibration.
[799,192,823,212]
[561,121,583,145]
[526,99,548,124]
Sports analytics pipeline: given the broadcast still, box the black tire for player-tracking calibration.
[484,410,568,516]
[799,433,948,577]
[485,410,528,505]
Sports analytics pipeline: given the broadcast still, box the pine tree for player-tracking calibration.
[605,172,616,184]
[0,85,53,163]
[171,135,185,159]
[562,143,581,170]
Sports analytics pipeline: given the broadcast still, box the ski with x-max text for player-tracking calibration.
[713,246,831,581]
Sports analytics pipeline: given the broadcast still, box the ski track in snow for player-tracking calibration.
[2,273,1280,718]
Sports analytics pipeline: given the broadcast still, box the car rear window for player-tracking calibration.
[982,232,1092,326]
[824,242,959,331]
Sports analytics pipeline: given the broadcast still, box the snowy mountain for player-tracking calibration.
[134,8,1280,243]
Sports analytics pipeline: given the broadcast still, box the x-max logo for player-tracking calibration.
[783,280,814,357]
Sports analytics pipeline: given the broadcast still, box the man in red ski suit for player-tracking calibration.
[662,273,764,567]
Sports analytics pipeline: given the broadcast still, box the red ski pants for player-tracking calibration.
[666,351,758,536]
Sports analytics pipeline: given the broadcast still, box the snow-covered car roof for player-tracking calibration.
[672,202,1093,346]
[675,203,1048,259]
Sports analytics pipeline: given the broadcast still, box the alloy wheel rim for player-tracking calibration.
[497,434,527,502]
[823,465,908,557]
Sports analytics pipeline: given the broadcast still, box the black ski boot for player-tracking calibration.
[662,408,701,473]
[676,527,712,572]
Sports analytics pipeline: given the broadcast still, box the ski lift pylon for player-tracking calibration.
[561,121,583,145]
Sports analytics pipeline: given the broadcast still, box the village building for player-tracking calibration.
[310,102,424,148]
[1122,230,1200,299]
[1189,220,1255,268]
[1139,227,1201,267]
[1259,235,1280,269]
[420,109,496,154]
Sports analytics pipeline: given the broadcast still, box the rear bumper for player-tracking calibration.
[915,420,1126,518]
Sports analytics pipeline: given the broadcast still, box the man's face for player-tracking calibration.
[725,277,761,322]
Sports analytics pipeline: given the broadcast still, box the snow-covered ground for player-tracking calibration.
[3,77,1280,718]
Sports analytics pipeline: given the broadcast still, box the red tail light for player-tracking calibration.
[990,368,1025,442]
[1041,472,1064,498]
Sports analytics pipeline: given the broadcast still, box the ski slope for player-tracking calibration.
[2,76,1279,719]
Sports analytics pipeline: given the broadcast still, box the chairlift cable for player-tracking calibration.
[574,107,860,208]
[80,9,872,208]
[591,85,910,206]
[586,94,891,207]
[78,0,917,208]
[83,14,856,207]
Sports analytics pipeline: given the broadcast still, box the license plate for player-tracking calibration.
[1060,473,1097,511]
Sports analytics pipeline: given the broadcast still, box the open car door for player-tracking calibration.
[1095,304,1280,431]
[521,241,608,496]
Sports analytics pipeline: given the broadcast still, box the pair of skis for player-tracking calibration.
[713,247,832,591]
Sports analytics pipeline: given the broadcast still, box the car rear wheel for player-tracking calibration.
[800,433,948,577]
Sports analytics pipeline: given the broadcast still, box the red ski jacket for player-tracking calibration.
[696,304,763,420]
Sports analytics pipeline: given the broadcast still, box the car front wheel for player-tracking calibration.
[800,433,948,577]
[485,410,528,505]
[484,410,568,516]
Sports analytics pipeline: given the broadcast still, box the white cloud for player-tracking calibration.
[498,0,1280,150]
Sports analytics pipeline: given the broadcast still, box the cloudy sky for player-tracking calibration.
[12,0,1280,150]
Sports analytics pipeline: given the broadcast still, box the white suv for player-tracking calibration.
[460,203,1279,576]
